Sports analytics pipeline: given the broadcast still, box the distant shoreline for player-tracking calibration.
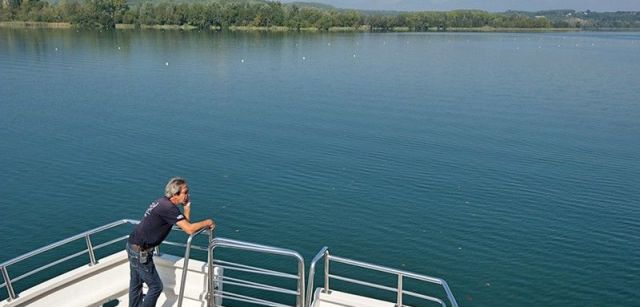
[2,21,639,32]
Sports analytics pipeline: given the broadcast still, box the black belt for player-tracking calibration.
[130,243,153,252]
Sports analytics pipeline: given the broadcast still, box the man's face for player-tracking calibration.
[178,185,190,204]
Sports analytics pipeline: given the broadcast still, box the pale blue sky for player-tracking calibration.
[286,0,640,12]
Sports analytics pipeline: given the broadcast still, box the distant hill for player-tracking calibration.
[289,1,334,10]
[505,9,640,28]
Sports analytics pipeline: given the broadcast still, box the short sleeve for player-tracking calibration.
[158,203,186,225]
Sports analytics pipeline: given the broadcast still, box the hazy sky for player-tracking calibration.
[286,0,640,12]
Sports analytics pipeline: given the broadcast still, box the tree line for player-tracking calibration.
[1,0,639,30]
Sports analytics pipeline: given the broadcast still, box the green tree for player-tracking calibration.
[72,0,127,29]
[284,4,302,30]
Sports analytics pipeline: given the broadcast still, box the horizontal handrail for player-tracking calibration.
[214,259,300,279]
[0,219,135,268]
[160,240,208,252]
[210,237,306,307]
[329,255,446,285]
[307,248,458,307]
[328,273,398,292]
[328,274,446,307]
[0,219,138,301]
[1,234,130,287]
[213,238,305,259]
[11,249,90,284]
[92,235,130,251]
[213,275,299,295]
[404,289,448,307]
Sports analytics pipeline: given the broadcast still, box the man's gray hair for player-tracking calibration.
[165,177,187,198]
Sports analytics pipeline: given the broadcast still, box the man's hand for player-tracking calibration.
[206,219,215,230]
[177,218,216,234]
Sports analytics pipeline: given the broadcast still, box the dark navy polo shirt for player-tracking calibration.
[128,197,186,248]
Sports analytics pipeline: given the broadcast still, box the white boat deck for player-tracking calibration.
[310,288,397,307]
[0,251,211,307]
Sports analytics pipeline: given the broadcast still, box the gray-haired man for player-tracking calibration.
[127,177,215,307]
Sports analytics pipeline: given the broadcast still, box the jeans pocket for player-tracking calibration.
[129,255,140,269]
[139,257,153,273]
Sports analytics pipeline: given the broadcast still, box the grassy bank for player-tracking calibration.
[0,21,72,28]
[447,26,581,32]
[1,21,590,33]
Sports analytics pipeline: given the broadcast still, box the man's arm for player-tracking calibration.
[176,218,215,235]
[183,202,191,221]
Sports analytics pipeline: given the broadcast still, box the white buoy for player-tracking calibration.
[302,56,306,60]
[353,54,356,58]
[165,62,169,66]
[55,48,58,51]
[241,59,244,63]
[118,46,121,50]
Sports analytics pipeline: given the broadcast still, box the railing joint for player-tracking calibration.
[84,235,97,266]
[1,265,17,301]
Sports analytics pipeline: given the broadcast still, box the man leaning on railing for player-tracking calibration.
[126,177,215,307]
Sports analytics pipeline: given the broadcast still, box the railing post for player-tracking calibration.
[296,258,305,307]
[396,274,403,307]
[207,230,214,307]
[179,229,202,307]
[306,247,328,307]
[323,250,330,294]
[84,235,97,266]
[1,266,16,301]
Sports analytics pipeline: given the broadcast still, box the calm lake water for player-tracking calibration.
[1,29,639,306]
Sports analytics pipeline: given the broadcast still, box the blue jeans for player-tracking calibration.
[126,242,163,307]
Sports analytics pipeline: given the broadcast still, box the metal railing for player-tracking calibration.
[209,237,306,307]
[1,220,458,307]
[177,227,213,307]
[307,248,459,307]
[0,219,137,301]
[0,219,211,304]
